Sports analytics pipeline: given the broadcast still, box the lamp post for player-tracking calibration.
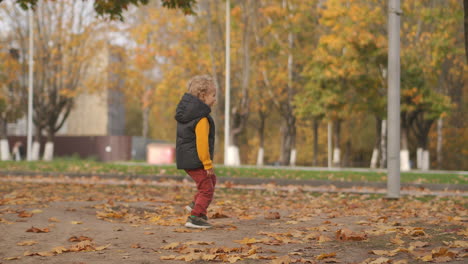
[387,0,401,198]
[224,0,231,165]
[26,6,34,161]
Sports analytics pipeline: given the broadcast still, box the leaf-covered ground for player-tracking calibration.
[0,176,466,264]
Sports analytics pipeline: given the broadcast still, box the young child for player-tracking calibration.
[175,75,217,229]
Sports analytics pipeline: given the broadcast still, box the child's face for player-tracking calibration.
[203,85,216,107]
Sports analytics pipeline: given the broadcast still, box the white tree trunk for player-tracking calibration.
[416,147,423,169]
[421,149,430,171]
[226,145,240,166]
[333,148,341,166]
[380,119,387,168]
[0,139,10,161]
[31,141,40,161]
[400,149,410,171]
[290,148,296,167]
[370,148,379,168]
[43,141,54,161]
[256,147,264,166]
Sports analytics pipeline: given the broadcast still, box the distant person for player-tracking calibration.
[12,141,25,161]
[175,75,217,229]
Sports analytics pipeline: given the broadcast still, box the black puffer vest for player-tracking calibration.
[175,93,215,170]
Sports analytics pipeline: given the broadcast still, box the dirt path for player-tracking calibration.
[0,177,467,263]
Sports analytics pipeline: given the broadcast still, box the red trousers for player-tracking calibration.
[185,168,216,217]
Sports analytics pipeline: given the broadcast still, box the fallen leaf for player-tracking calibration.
[318,235,333,243]
[161,242,180,250]
[18,211,33,218]
[37,251,55,257]
[201,254,217,261]
[68,236,93,242]
[52,246,69,254]
[17,240,38,246]
[390,235,405,245]
[71,221,83,225]
[228,255,242,263]
[48,217,60,222]
[26,226,50,233]
[369,257,391,264]
[265,211,281,220]
[410,241,429,248]
[316,252,336,260]
[131,243,141,248]
[173,228,193,233]
[160,255,176,260]
[272,255,292,264]
[4,256,21,260]
[95,244,111,251]
[31,209,43,214]
[336,228,367,241]
[185,241,214,246]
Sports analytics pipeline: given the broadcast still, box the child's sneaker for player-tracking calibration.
[185,202,208,220]
[185,215,212,229]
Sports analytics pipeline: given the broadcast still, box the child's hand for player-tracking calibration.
[206,168,214,176]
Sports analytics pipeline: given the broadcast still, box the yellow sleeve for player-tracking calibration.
[195,117,213,170]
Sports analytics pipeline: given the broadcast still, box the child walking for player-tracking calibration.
[175,75,217,229]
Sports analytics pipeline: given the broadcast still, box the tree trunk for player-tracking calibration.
[228,0,252,165]
[436,117,443,169]
[370,116,382,168]
[400,124,410,171]
[0,118,10,160]
[256,112,266,166]
[332,120,341,167]
[31,126,42,161]
[43,131,54,161]
[142,105,149,139]
[380,119,387,169]
[312,119,319,166]
[280,116,296,166]
[204,0,224,157]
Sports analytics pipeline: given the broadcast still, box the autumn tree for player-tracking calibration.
[0,46,24,160]
[1,1,108,160]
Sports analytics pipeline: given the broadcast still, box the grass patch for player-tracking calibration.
[0,160,465,185]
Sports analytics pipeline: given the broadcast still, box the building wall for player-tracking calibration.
[62,91,109,136]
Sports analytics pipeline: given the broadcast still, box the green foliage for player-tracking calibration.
[0,0,196,20]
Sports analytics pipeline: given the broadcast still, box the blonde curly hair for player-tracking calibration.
[187,75,215,100]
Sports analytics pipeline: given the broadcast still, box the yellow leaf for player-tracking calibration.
[316,252,336,260]
[201,254,217,261]
[4,256,21,260]
[421,254,433,262]
[160,255,176,260]
[95,244,111,251]
[17,240,38,246]
[161,242,180,250]
[272,255,292,264]
[228,256,242,263]
[71,221,83,225]
[37,251,55,257]
[31,209,43,214]
[318,235,333,243]
[52,246,68,254]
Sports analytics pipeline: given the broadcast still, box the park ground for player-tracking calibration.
[0,174,467,264]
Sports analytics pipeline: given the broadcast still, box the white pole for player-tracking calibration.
[387,0,401,198]
[27,6,34,161]
[224,0,231,165]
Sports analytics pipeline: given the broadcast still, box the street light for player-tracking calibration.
[224,0,230,165]
[26,6,34,161]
